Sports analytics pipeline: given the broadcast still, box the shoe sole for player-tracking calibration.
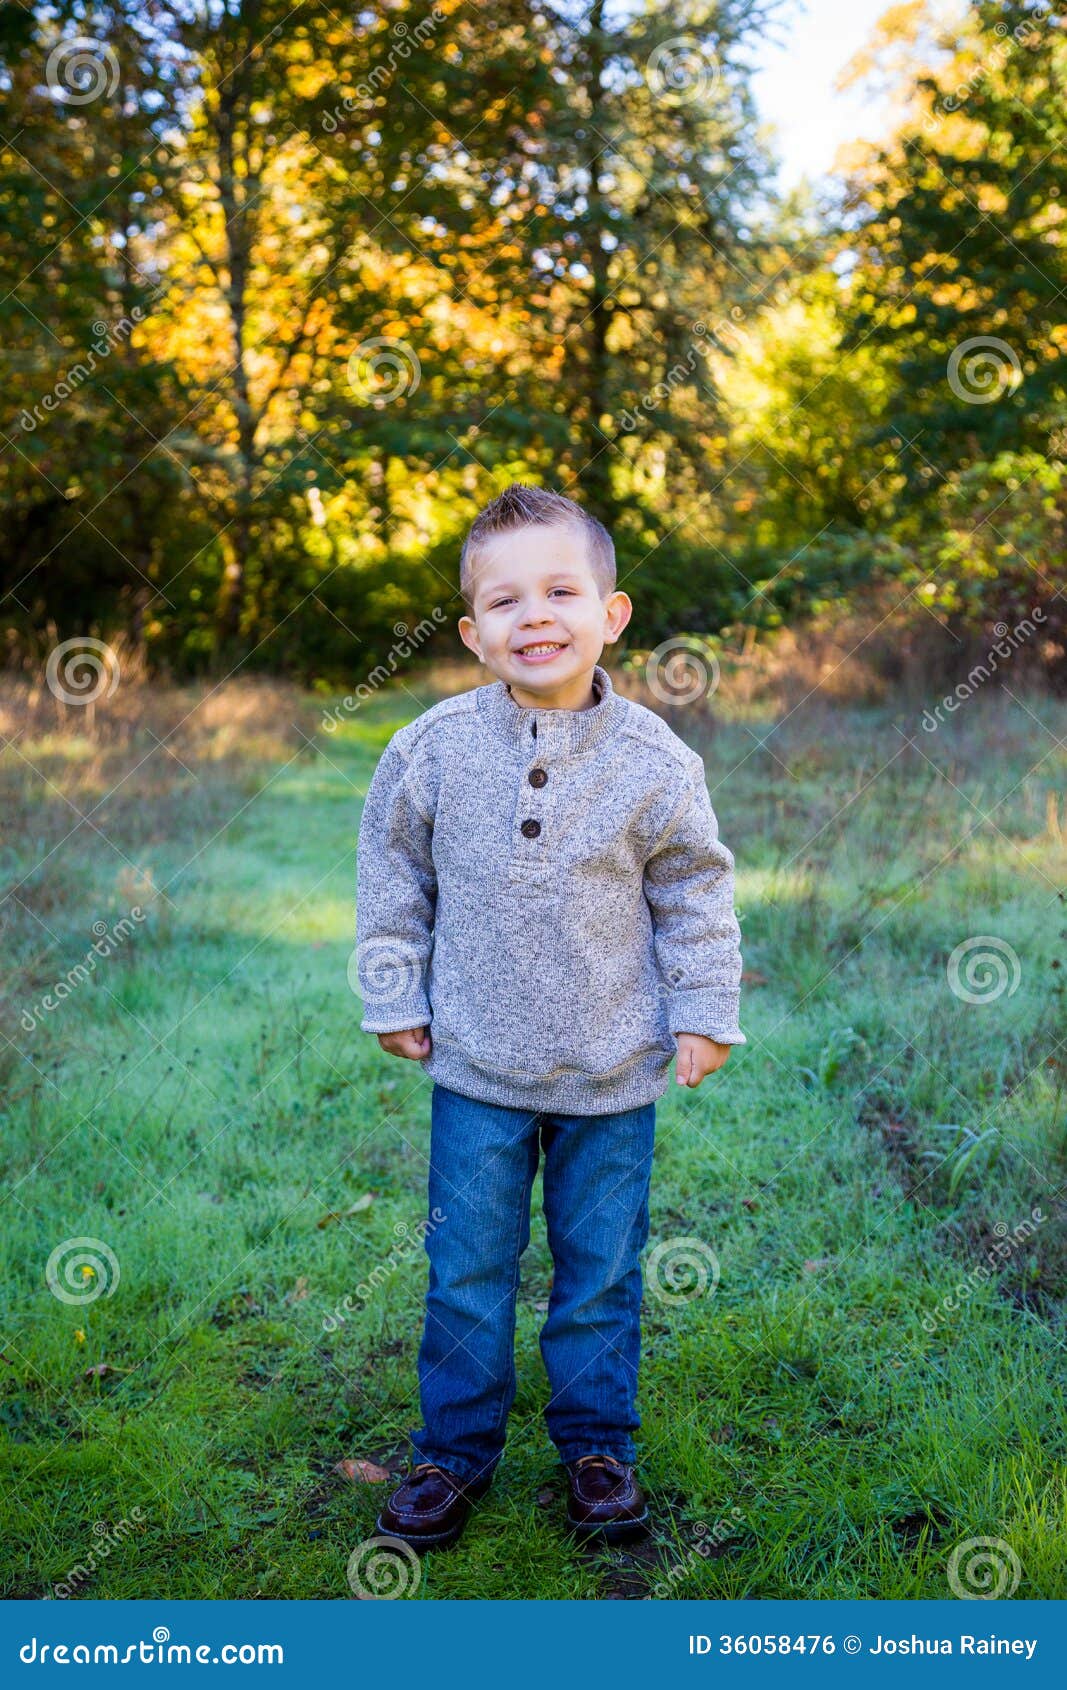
[566,1507,651,1544]
[373,1513,466,1552]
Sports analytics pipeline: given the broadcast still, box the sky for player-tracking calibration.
[748,0,908,190]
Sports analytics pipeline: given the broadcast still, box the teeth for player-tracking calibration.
[520,643,563,654]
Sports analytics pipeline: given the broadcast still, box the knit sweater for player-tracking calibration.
[354,662,746,1115]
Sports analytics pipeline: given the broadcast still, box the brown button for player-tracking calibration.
[528,767,548,788]
[520,818,541,839]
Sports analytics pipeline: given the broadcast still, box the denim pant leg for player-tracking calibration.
[538,1101,656,1466]
[409,1083,541,1487]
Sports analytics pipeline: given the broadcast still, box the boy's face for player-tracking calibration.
[457,522,632,703]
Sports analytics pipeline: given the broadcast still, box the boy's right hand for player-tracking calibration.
[376,1027,431,1061]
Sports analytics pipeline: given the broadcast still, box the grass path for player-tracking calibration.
[1,675,1065,1599]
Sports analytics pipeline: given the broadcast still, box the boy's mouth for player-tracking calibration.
[513,641,569,663]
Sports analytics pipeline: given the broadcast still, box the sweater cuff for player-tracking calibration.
[668,987,746,1045]
[358,990,432,1035]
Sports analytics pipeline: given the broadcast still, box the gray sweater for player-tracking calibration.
[354,662,745,1115]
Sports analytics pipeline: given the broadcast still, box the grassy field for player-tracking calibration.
[1,662,1065,1600]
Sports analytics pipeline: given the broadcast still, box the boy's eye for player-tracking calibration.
[489,588,574,609]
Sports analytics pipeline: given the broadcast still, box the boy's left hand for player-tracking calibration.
[674,1032,731,1087]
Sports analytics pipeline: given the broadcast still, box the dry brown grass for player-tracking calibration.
[0,669,322,1065]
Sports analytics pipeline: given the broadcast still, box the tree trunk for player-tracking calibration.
[213,65,259,653]
[580,0,616,529]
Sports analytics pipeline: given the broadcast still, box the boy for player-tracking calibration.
[354,483,745,1551]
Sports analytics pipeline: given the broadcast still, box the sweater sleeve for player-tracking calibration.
[354,736,436,1034]
[642,766,746,1045]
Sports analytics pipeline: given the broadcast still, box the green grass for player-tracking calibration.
[1,670,1065,1600]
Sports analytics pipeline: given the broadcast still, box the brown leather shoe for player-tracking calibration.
[564,1453,650,1542]
[375,1461,491,1551]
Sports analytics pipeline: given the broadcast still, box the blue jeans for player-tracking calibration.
[409,1082,656,1487]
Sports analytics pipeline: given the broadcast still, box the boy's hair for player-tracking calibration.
[459,483,616,611]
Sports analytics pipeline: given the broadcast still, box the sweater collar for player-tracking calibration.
[477,662,624,757]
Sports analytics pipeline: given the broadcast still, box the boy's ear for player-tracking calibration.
[457,615,482,659]
[602,590,633,644]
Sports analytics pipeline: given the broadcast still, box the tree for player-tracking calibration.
[839,0,1067,500]
[518,0,781,543]
[1,0,786,674]
[0,2,186,655]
